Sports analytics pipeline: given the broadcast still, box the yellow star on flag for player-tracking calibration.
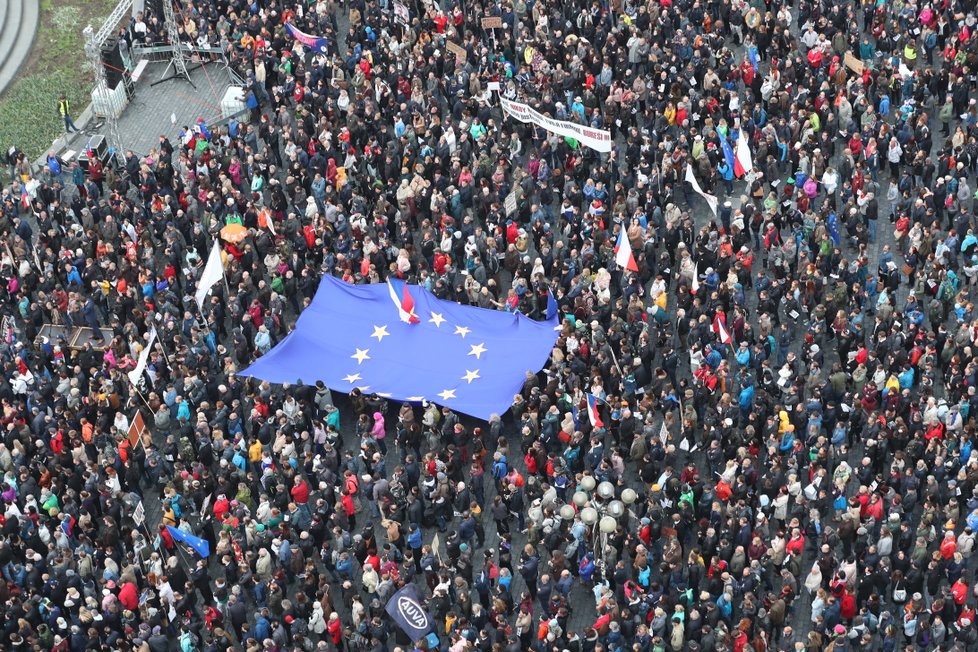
[461,369,481,384]
[406,396,425,402]
[429,312,446,328]
[342,372,362,384]
[356,386,371,392]
[351,348,371,364]
[454,325,471,338]
[468,343,487,359]
[438,388,457,401]
[371,325,390,342]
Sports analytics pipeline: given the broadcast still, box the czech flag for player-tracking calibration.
[713,313,732,345]
[614,229,639,272]
[20,181,29,210]
[387,278,420,324]
[586,393,604,428]
[734,135,754,178]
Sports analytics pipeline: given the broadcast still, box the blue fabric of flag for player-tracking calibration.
[241,276,560,420]
[165,525,210,558]
[721,138,735,171]
[546,291,559,321]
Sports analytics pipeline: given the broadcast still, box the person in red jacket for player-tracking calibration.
[785,529,806,556]
[732,627,749,652]
[326,612,343,646]
[941,531,959,560]
[159,524,175,551]
[952,577,970,605]
[840,587,858,621]
[212,494,230,522]
[290,476,310,505]
[341,489,356,530]
[118,581,138,611]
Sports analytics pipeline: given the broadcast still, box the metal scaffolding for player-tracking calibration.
[83,0,132,168]
[159,0,194,87]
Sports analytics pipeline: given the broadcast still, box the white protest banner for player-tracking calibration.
[499,97,612,153]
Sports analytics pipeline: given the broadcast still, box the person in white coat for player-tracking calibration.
[804,562,823,595]
[309,600,326,635]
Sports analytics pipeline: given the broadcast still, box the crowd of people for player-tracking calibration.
[4,0,978,650]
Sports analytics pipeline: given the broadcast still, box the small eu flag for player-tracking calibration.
[165,525,210,558]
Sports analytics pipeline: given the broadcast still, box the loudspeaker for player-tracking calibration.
[85,134,108,161]
[101,38,126,89]
[77,136,111,173]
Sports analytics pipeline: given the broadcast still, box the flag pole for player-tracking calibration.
[607,342,624,377]
[154,331,173,369]
[219,239,230,298]
[127,378,155,413]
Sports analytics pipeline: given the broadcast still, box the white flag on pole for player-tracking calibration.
[685,164,719,216]
[128,326,158,385]
[195,241,225,310]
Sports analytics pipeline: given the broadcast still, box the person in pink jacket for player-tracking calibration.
[370,411,387,453]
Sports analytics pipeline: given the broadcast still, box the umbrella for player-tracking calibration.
[220,223,248,243]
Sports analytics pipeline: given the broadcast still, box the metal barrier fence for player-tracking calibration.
[131,43,229,64]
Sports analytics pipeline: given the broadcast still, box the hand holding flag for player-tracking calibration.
[614,229,639,272]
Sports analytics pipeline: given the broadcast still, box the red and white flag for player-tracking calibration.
[734,134,754,178]
[691,262,700,295]
[387,278,420,324]
[713,313,732,344]
[586,393,604,428]
[614,229,639,272]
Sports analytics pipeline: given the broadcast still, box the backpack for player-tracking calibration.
[486,252,500,275]
[171,493,191,518]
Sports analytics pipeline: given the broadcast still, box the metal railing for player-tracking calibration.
[131,43,229,63]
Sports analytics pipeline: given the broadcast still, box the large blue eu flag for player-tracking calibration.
[241,276,560,420]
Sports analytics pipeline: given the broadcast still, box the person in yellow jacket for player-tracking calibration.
[58,94,80,133]
[249,438,263,469]
[904,39,918,68]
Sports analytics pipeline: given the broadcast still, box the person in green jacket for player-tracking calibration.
[940,96,955,137]
[71,161,86,198]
